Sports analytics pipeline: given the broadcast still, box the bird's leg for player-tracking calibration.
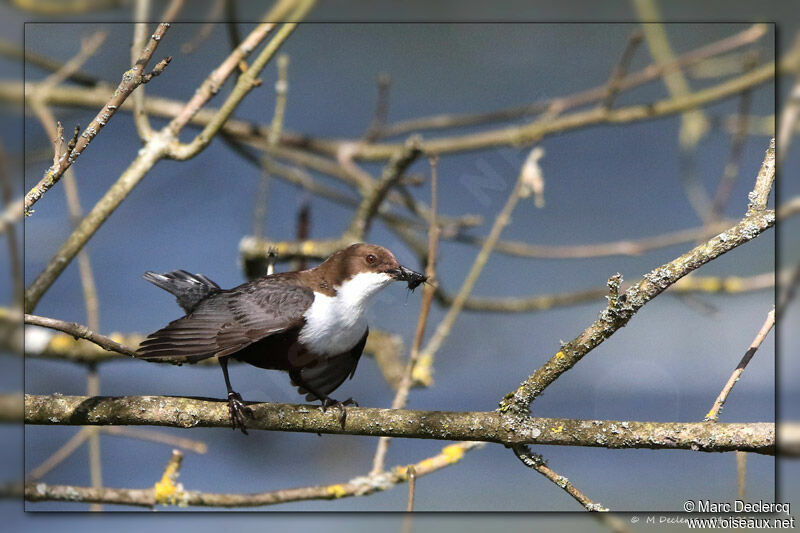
[290,370,357,428]
[220,357,252,434]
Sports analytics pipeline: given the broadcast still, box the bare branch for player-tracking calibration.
[24,23,171,215]
[24,313,138,357]
[17,442,480,509]
[704,307,775,422]
[18,394,775,455]
[376,24,767,138]
[346,137,422,239]
[500,140,775,415]
[24,3,313,314]
[633,0,709,149]
[282,57,782,161]
[513,445,607,512]
[600,30,643,110]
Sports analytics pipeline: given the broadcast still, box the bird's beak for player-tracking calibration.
[389,265,427,290]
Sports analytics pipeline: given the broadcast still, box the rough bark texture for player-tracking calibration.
[21,394,774,455]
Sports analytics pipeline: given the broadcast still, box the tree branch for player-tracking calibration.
[704,307,775,422]
[16,441,481,508]
[500,139,775,415]
[24,4,312,314]
[345,137,422,239]
[280,58,782,160]
[17,394,774,455]
[512,444,608,512]
[24,22,172,215]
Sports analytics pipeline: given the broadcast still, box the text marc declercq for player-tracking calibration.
[695,500,790,515]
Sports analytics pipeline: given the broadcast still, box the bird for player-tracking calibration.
[135,243,427,434]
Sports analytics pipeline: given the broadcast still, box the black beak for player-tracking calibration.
[390,265,427,290]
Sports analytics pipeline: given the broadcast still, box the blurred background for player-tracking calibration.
[1,0,797,531]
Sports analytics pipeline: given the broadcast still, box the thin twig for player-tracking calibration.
[181,0,225,54]
[24,313,138,357]
[633,0,709,150]
[704,308,775,422]
[710,51,758,219]
[406,465,416,512]
[102,426,207,455]
[0,38,98,86]
[252,53,290,238]
[371,156,439,475]
[736,451,747,500]
[512,445,607,511]
[268,54,290,146]
[777,73,800,164]
[131,0,185,140]
[345,137,422,239]
[27,428,91,481]
[0,143,22,305]
[364,73,391,141]
[601,30,643,110]
[24,23,172,215]
[415,149,541,384]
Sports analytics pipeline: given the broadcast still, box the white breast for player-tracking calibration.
[298,272,394,356]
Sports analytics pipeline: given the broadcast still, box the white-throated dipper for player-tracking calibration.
[135,243,426,434]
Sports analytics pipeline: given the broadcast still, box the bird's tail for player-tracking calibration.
[142,270,221,314]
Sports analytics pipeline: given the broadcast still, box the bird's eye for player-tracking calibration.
[366,254,377,265]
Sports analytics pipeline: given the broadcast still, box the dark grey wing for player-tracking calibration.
[136,279,314,364]
[294,329,368,402]
[143,270,222,314]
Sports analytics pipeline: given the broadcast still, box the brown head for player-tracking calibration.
[315,243,426,293]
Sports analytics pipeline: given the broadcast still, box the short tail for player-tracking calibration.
[143,270,221,314]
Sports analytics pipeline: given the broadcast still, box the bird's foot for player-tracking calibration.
[321,397,358,428]
[227,391,253,435]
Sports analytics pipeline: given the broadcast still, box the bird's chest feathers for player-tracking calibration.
[298,272,392,355]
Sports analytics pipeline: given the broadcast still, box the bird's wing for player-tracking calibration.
[294,328,368,401]
[136,279,314,364]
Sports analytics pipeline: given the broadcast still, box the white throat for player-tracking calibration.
[299,272,394,356]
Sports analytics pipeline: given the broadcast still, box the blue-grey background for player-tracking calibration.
[1,0,796,530]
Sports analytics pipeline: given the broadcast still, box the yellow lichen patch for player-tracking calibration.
[704,409,716,421]
[441,444,465,464]
[326,484,348,498]
[415,457,436,472]
[723,276,744,293]
[392,465,412,481]
[555,351,566,359]
[697,277,723,292]
[49,334,76,351]
[153,455,182,505]
[411,354,434,386]
[301,241,316,255]
[275,242,289,254]
[552,425,564,433]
